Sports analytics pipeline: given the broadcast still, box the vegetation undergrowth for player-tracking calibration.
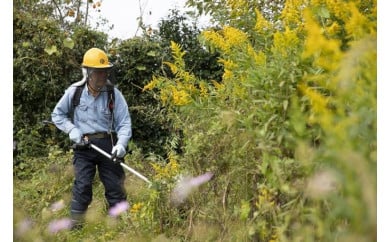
[14,0,376,241]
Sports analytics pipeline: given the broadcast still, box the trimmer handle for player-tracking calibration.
[71,139,91,150]
[111,150,124,164]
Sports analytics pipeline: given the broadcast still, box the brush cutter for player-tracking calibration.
[42,120,213,204]
[42,120,152,185]
[72,138,152,185]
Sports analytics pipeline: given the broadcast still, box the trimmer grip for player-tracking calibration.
[111,150,124,164]
[71,140,91,150]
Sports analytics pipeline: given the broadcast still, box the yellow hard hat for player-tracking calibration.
[82,48,113,69]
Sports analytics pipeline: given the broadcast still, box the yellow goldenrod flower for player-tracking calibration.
[272,27,299,57]
[232,84,246,99]
[143,76,159,91]
[324,0,349,22]
[160,89,169,105]
[325,21,341,37]
[130,202,143,214]
[172,87,191,106]
[151,156,180,180]
[223,26,248,50]
[202,30,229,53]
[184,83,197,94]
[164,61,179,75]
[298,83,332,128]
[247,45,266,66]
[311,0,326,6]
[199,81,209,97]
[302,9,342,71]
[218,58,237,70]
[298,83,328,114]
[170,41,185,68]
[203,26,248,54]
[281,0,306,27]
[344,2,375,40]
[223,69,234,82]
[212,80,225,91]
[226,0,246,10]
[226,0,249,19]
[254,9,271,33]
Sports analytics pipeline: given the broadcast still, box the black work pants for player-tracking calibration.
[70,137,126,216]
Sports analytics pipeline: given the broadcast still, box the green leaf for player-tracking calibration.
[136,65,146,71]
[44,45,58,55]
[239,200,251,220]
[283,100,289,111]
[146,51,156,57]
[63,37,74,49]
[22,42,30,48]
[318,6,330,18]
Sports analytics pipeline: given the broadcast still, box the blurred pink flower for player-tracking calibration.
[50,199,65,212]
[171,171,213,206]
[306,169,339,199]
[108,200,129,217]
[47,218,72,234]
[15,218,33,236]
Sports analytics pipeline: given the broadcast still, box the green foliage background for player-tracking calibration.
[14,0,376,241]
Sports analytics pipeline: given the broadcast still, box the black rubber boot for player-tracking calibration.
[70,212,85,230]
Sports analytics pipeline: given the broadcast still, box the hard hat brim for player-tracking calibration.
[82,62,113,69]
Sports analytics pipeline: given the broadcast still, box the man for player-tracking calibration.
[51,47,132,229]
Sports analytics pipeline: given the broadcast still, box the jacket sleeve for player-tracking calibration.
[51,86,77,134]
[113,89,132,148]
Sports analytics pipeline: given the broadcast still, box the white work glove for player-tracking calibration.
[111,144,126,158]
[69,128,83,143]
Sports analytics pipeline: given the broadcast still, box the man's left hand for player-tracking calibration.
[111,144,126,158]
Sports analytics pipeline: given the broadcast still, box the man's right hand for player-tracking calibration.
[71,139,90,150]
[69,128,83,143]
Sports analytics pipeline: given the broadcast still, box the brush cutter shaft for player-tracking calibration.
[90,143,152,184]
[120,162,152,184]
[90,143,111,159]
